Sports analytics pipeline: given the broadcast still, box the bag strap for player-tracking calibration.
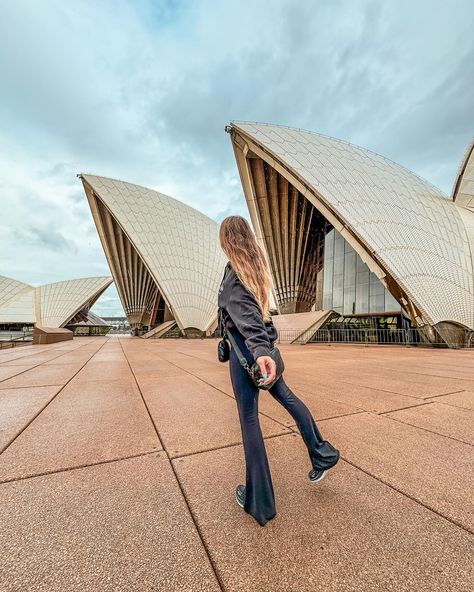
[226,329,251,372]
[219,307,251,372]
[218,307,227,339]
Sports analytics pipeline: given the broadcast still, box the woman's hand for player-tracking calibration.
[256,356,276,386]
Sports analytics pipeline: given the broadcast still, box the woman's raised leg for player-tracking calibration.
[268,377,339,471]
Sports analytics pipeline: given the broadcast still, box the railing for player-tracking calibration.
[276,327,473,348]
[309,328,408,345]
[0,332,33,350]
[276,328,409,345]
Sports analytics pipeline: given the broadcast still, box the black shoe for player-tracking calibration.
[308,469,328,483]
[235,484,246,508]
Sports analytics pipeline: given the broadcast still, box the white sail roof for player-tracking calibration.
[230,122,474,330]
[38,277,112,328]
[0,277,36,323]
[0,275,112,327]
[452,138,474,211]
[81,175,226,332]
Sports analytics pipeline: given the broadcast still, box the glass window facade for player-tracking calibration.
[322,229,400,315]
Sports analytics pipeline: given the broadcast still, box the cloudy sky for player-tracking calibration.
[1,0,473,316]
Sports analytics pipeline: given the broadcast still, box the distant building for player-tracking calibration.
[227,122,474,346]
[0,275,112,338]
[102,317,130,332]
[80,175,227,337]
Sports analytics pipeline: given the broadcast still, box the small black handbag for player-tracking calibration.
[217,308,284,390]
[217,336,230,363]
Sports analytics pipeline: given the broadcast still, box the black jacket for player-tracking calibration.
[218,262,278,360]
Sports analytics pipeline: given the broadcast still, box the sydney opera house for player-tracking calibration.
[79,124,473,348]
[80,175,227,338]
[226,122,474,347]
[0,275,112,337]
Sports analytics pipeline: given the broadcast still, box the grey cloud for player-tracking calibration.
[16,227,78,254]
[1,0,473,316]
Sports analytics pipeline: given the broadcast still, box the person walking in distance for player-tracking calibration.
[218,216,339,526]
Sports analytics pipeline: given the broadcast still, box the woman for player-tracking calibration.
[218,216,339,526]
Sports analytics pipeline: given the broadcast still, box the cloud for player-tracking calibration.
[15,227,77,254]
[1,0,473,316]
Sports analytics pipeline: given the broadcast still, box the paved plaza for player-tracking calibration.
[0,336,473,591]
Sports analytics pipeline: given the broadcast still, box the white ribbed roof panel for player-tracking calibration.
[0,276,33,309]
[0,275,111,327]
[39,276,112,328]
[0,278,35,324]
[81,175,227,331]
[452,139,474,211]
[232,122,474,330]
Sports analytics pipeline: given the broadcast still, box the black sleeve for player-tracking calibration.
[224,274,271,359]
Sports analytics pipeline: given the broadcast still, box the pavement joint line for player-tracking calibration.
[118,338,225,592]
[0,339,99,362]
[305,410,368,425]
[381,413,474,448]
[424,399,474,412]
[340,457,474,537]
[334,377,459,400]
[156,354,294,428]
[422,389,467,400]
[0,346,36,363]
[0,338,108,385]
[0,382,64,391]
[0,338,111,456]
[0,449,161,485]
[394,369,474,383]
[140,349,369,430]
[160,350,296,432]
[118,339,166,453]
[0,341,89,365]
[286,410,367,431]
[170,430,295,460]
[377,401,434,415]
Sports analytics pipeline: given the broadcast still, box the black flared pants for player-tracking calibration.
[229,330,338,526]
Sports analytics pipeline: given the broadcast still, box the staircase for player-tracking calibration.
[272,311,333,344]
[141,320,177,339]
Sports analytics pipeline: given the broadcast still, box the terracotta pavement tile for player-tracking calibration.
[73,361,133,382]
[400,361,474,381]
[0,348,37,361]
[0,363,84,389]
[43,352,99,365]
[160,352,224,372]
[380,364,474,384]
[0,378,161,482]
[173,436,474,592]
[0,455,220,592]
[0,365,36,382]
[190,367,234,394]
[138,374,290,457]
[336,371,470,398]
[386,402,474,445]
[289,376,424,413]
[410,370,474,384]
[88,352,127,363]
[129,358,185,377]
[0,385,62,451]
[183,367,294,428]
[0,353,66,366]
[321,413,474,531]
[428,390,474,411]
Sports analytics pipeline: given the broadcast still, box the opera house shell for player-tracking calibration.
[227,122,474,346]
[0,275,112,333]
[80,175,227,336]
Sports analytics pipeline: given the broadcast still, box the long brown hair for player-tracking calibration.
[219,216,272,321]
